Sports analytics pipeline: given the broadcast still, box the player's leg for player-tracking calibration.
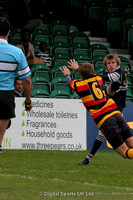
[115,142,133,159]
[78,130,105,165]
[0,119,9,153]
[125,136,133,148]
[115,142,129,158]
[105,114,133,159]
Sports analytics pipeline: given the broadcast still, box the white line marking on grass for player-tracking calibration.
[1,174,133,193]
[49,178,133,191]
[0,173,38,180]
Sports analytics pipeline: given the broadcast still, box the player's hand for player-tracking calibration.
[25,100,32,111]
[67,59,79,71]
[60,66,71,76]
[119,66,129,87]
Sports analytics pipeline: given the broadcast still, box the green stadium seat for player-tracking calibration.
[53,36,70,46]
[128,28,133,57]
[31,76,51,92]
[126,87,133,102]
[31,64,52,76]
[106,7,123,19]
[34,35,52,47]
[94,64,105,74]
[54,47,72,58]
[50,19,69,27]
[105,0,122,8]
[54,59,69,66]
[51,29,69,38]
[34,71,52,82]
[50,89,72,99]
[69,0,86,27]
[32,27,50,40]
[52,24,69,34]
[86,0,104,7]
[51,77,72,95]
[71,43,90,51]
[70,31,88,42]
[128,75,133,86]
[89,43,109,58]
[120,63,132,74]
[73,92,80,99]
[107,17,124,48]
[52,53,70,65]
[124,18,133,41]
[52,41,70,53]
[52,65,64,77]
[86,6,105,36]
[92,55,105,66]
[74,72,81,80]
[124,8,133,20]
[31,88,50,98]
[118,55,130,63]
[73,48,91,57]
[73,54,92,63]
[72,37,90,47]
[124,0,133,8]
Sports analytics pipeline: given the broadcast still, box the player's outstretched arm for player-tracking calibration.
[67,59,79,71]
[60,66,71,76]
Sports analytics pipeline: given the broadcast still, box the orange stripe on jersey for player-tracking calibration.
[69,80,77,90]
[83,97,107,107]
[88,75,103,83]
[69,76,103,92]
[89,98,116,116]
[81,89,106,103]
[97,78,103,86]
[97,111,122,128]
[77,83,89,92]
[81,94,93,102]
[91,102,118,119]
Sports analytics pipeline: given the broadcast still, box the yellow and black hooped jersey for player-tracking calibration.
[69,75,121,128]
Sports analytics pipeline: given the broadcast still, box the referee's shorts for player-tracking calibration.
[100,113,133,149]
[0,90,15,119]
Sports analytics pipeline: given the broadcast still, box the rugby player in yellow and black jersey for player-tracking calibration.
[68,55,129,165]
[60,62,133,160]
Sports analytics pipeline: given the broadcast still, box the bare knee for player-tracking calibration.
[115,143,129,158]
[125,136,133,148]
[98,130,105,137]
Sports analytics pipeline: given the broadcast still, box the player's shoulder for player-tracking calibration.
[115,66,123,74]
[7,43,27,62]
[8,43,23,53]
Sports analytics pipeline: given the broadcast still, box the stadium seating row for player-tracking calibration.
[1,1,132,101]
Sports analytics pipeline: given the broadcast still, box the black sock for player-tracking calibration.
[88,135,105,158]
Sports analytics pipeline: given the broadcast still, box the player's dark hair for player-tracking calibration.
[0,17,10,36]
[39,42,46,49]
[14,77,20,85]
[20,28,31,38]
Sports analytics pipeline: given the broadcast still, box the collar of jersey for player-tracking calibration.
[0,38,8,43]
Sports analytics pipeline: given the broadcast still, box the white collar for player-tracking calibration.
[0,38,8,43]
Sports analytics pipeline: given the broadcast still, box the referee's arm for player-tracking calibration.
[22,76,32,111]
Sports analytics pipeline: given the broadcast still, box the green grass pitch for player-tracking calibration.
[0,150,133,200]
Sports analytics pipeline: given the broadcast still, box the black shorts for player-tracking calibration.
[100,113,133,149]
[0,90,15,119]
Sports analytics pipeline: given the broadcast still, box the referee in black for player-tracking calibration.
[0,17,32,153]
